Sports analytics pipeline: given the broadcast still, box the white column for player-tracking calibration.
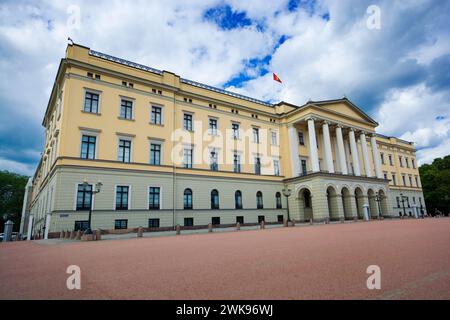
[371,135,383,178]
[19,177,32,235]
[27,215,34,241]
[322,121,334,173]
[307,117,320,172]
[44,213,51,240]
[335,126,348,174]
[288,125,300,177]
[360,132,372,177]
[348,128,361,176]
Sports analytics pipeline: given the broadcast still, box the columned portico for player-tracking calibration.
[322,121,334,173]
[348,129,361,176]
[360,132,373,177]
[371,134,383,179]
[307,117,320,172]
[335,126,348,174]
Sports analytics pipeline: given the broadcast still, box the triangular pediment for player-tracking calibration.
[309,98,378,125]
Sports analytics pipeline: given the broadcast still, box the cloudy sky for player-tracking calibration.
[1,0,449,176]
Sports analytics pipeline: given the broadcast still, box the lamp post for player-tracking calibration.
[400,193,407,218]
[374,192,383,219]
[82,180,103,234]
[282,187,292,223]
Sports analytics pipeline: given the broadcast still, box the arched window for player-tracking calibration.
[304,189,311,208]
[184,188,193,210]
[256,191,263,209]
[276,192,282,209]
[235,190,243,209]
[211,189,219,209]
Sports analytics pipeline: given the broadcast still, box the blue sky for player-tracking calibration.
[1,0,450,175]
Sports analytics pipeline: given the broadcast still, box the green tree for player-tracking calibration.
[0,170,29,232]
[419,155,450,215]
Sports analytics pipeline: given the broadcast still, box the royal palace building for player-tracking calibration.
[22,44,427,239]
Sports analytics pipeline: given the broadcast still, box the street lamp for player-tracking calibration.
[82,179,103,234]
[282,187,292,223]
[399,193,407,218]
[374,192,384,220]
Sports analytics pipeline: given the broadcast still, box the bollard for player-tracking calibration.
[340,217,345,223]
[283,219,288,227]
[76,230,81,240]
[291,220,296,227]
[65,230,71,239]
[176,225,181,235]
[260,220,265,229]
[60,231,64,239]
[95,230,101,241]
[325,217,330,225]
[70,230,76,239]
[236,222,240,231]
[208,223,213,233]
[353,217,358,222]
[310,218,313,225]
[137,227,143,238]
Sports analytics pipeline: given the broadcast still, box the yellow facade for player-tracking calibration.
[25,44,426,238]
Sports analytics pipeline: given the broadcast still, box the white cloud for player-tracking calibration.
[0,157,35,176]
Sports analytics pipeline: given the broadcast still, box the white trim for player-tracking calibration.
[114,184,132,210]
[148,185,163,210]
[79,130,99,160]
[118,96,135,120]
[149,140,164,165]
[82,88,102,114]
[149,103,164,125]
[73,182,95,211]
[116,135,133,163]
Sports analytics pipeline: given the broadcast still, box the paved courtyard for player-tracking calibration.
[1,218,450,299]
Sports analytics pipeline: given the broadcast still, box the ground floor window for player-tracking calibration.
[212,217,220,225]
[236,216,244,224]
[115,219,128,229]
[74,220,89,231]
[148,218,160,228]
[258,215,265,223]
[277,215,284,222]
[184,217,194,227]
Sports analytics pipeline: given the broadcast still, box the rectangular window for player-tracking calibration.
[301,159,307,175]
[409,176,413,186]
[84,92,99,113]
[74,220,89,231]
[209,118,218,136]
[233,153,241,173]
[150,106,162,125]
[118,139,131,163]
[76,184,92,210]
[399,156,403,167]
[402,175,406,186]
[277,215,284,223]
[80,135,96,159]
[149,187,160,210]
[253,128,260,143]
[254,157,261,175]
[115,219,128,230]
[298,131,305,145]
[148,218,160,228]
[115,186,129,210]
[232,123,240,139]
[150,143,161,165]
[184,217,194,227]
[258,215,265,223]
[384,172,388,180]
[392,174,397,185]
[415,176,419,187]
[209,149,218,171]
[412,159,416,169]
[271,131,278,145]
[236,216,244,224]
[120,99,133,120]
[211,217,220,225]
[183,147,193,168]
[381,153,385,165]
[183,113,193,131]
[274,160,280,176]
[396,197,400,208]
[406,157,409,168]
[389,154,393,166]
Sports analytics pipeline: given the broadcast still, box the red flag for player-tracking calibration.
[273,72,282,83]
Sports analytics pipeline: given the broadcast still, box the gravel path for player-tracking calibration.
[1,218,449,299]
